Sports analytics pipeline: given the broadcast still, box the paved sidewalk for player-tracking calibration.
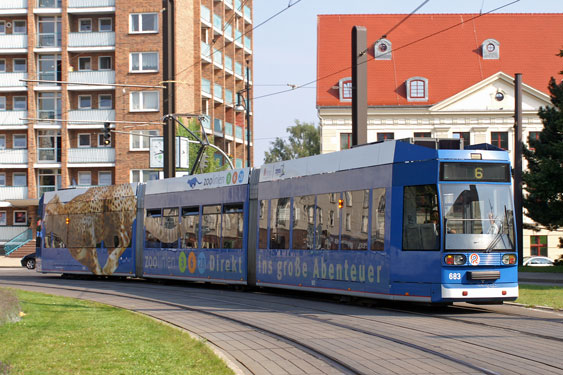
[0,256,22,268]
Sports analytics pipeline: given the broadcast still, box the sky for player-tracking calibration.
[251,0,563,166]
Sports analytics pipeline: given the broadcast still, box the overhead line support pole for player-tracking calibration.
[514,73,523,266]
[352,26,368,146]
[163,0,176,178]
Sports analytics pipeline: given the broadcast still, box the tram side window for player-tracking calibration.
[181,206,199,249]
[341,190,369,250]
[292,195,315,250]
[161,208,179,249]
[223,203,244,249]
[145,209,162,248]
[402,185,440,250]
[44,209,67,248]
[67,213,97,248]
[258,200,269,249]
[270,198,290,249]
[316,193,340,250]
[371,188,386,251]
[202,205,221,249]
[103,197,134,248]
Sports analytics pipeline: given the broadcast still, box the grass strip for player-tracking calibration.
[0,289,233,375]
[516,284,563,310]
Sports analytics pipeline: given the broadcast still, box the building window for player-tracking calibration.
[0,59,5,72]
[97,133,111,147]
[13,173,26,187]
[407,77,428,101]
[130,13,158,33]
[78,171,91,186]
[482,38,500,60]
[414,132,431,138]
[530,235,547,256]
[528,131,540,152]
[491,132,508,150]
[78,95,92,109]
[0,211,6,226]
[453,132,470,146]
[13,59,27,72]
[98,171,112,186]
[131,129,159,150]
[377,133,394,142]
[14,211,27,226]
[38,168,62,196]
[0,97,5,111]
[374,38,392,60]
[130,91,159,112]
[79,19,92,32]
[78,57,91,71]
[78,133,90,147]
[338,77,352,102]
[0,135,5,149]
[0,173,5,186]
[0,21,5,34]
[13,20,26,34]
[130,52,158,72]
[99,56,112,70]
[99,18,112,32]
[340,133,351,150]
[13,96,27,111]
[131,169,159,182]
[98,94,112,109]
[13,134,26,148]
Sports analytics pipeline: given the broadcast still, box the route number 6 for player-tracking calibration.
[475,167,484,179]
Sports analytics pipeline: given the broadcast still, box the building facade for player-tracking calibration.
[317,13,563,259]
[0,0,253,249]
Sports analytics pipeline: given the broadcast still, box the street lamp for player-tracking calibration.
[236,61,251,168]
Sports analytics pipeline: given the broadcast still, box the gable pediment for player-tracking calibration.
[430,72,551,112]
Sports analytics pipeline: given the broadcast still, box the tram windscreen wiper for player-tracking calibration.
[484,224,503,253]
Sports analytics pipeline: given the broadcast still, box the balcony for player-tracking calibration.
[213,83,222,103]
[201,78,211,98]
[68,32,115,51]
[244,36,252,54]
[224,0,233,9]
[224,24,233,42]
[224,55,233,74]
[0,35,27,52]
[68,0,115,13]
[213,118,223,135]
[36,33,61,48]
[0,111,28,128]
[68,70,115,90]
[0,0,27,12]
[234,0,242,15]
[67,147,115,165]
[243,5,252,23]
[0,186,28,200]
[235,125,243,141]
[0,149,27,165]
[225,89,233,107]
[234,29,243,48]
[213,48,222,69]
[234,61,243,79]
[201,41,211,62]
[213,13,222,35]
[68,109,115,128]
[225,122,233,138]
[201,5,211,27]
[37,0,62,7]
[0,73,27,91]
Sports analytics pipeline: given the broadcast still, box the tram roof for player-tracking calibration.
[259,140,510,183]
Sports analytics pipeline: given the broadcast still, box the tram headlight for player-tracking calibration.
[502,254,516,265]
[445,254,466,265]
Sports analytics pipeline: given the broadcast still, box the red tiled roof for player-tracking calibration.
[317,13,563,107]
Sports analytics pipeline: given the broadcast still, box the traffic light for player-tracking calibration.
[103,122,111,145]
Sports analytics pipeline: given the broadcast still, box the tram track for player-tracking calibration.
[2,275,562,375]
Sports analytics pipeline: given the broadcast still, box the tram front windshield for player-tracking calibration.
[441,184,515,251]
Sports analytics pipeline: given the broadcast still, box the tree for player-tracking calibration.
[522,50,563,230]
[176,116,225,174]
[264,120,320,163]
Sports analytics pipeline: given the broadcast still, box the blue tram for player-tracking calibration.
[37,139,518,303]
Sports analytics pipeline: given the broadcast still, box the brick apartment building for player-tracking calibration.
[0,0,253,250]
[317,13,563,258]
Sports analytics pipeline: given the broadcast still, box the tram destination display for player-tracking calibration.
[440,162,509,182]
